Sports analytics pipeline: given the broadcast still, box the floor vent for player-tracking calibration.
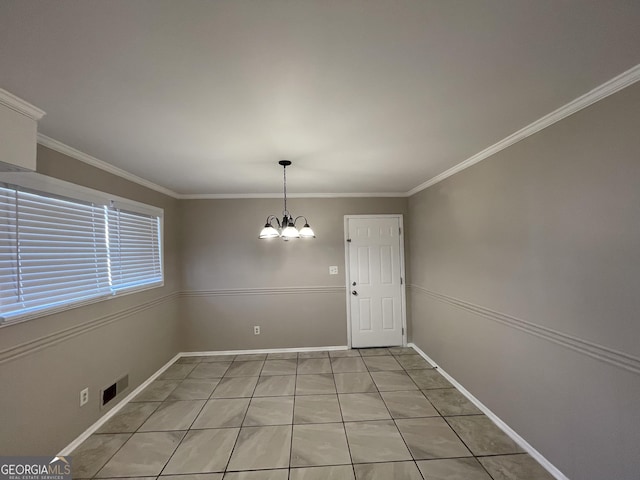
[101,374,129,408]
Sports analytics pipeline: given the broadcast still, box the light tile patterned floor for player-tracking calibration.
[72,347,555,480]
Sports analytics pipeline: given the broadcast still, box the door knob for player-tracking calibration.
[352,290,358,296]
[352,281,356,286]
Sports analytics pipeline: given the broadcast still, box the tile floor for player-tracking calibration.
[72,347,555,480]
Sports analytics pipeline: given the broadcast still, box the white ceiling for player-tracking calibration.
[1,1,639,196]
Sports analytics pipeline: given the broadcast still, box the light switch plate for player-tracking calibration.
[329,266,339,275]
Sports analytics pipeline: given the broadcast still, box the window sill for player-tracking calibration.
[0,281,164,329]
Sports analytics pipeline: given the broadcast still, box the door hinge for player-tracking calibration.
[399,227,402,235]
[400,277,403,285]
[402,327,405,335]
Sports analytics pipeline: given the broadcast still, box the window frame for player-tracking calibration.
[0,171,164,327]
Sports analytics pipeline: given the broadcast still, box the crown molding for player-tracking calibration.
[37,134,180,198]
[406,62,640,197]
[34,63,640,199]
[0,88,46,120]
[177,192,407,199]
[37,135,403,199]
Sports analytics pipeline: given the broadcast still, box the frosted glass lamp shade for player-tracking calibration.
[281,224,300,239]
[299,223,315,238]
[259,224,280,239]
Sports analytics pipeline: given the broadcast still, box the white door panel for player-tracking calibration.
[347,216,404,348]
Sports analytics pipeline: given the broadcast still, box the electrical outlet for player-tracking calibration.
[329,266,339,275]
[80,388,89,407]
[253,326,260,335]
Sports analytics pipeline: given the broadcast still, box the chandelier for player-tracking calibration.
[259,160,315,241]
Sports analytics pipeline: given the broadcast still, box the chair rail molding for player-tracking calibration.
[181,286,345,297]
[409,284,640,375]
[0,292,180,365]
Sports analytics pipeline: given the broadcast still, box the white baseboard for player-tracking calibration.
[407,342,569,480]
[57,353,181,456]
[65,339,567,477]
[58,345,349,455]
[182,345,349,357]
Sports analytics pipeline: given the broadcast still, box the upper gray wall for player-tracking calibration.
[180,197,407,350]
[0,146,182,455]
[407,82,640,480]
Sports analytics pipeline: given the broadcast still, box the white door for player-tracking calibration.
[346,216,405,348]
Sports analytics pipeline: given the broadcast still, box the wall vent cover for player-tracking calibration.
[101,374,129,408]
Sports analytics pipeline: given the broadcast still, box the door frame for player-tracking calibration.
[344,214,408,348]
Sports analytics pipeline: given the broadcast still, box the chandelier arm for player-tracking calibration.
[293,216,308,226]
[263,214,283,228]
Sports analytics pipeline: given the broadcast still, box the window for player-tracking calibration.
[107,208,162,292]
[0,176,163,323]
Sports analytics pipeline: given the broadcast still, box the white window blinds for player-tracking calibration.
[107,207,162,292]
[0,183,163,323]
[0,187,19,312]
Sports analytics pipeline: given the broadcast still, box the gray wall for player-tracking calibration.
[4,80,637,479]
[0,148,407,454]
[0,145,182,455]
[180,197,407,350]
[407,82,640,480]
